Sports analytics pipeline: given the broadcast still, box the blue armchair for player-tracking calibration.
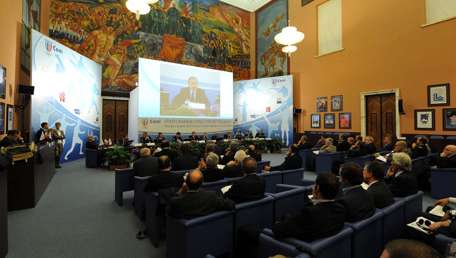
[144,192,162,247]
[298,149,314,171]
[404,191,423,223]
[114,168,134,206]
[260,171,284,193]
[282,168,305,186]
[166,211,234,258]
[171,170,188,177]
[344,155,374,168]
[431,168,456,199]
[346,210,384,258]
[234,196,274,233]
[314,152,345,174]
[381,199,405,245]
[257,161,271,173]
[133,177,150,220]
[432,234,456,254]
[202,179,230,192]
[266,184,310,221]
[260,227,353,258]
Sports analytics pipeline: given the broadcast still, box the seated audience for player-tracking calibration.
[297,135,313,150]
[380,239,443,258]
[86,136,98,149]
[199,152,224,182]
[264,144,302,171]
[319,138,337,153]
[189,131,199,141]
[133,148,159,177]
[214,138,226,157]
[339,162,375,222]
[361,135,377,154]
[173,143,199,170]
[430,197,456,238]
[336,134,351,152]
[436,145,456,168]
[224,157,265,203]
[271,173,345,241]
[393,140,412,157]
[220,142,240,165]
[363,161,394,208]
[411,136,430,158]
[154,140,178,161]
[173,132,183,143]
[203,143,216,159]
[145,155,183,192]
[246,144,262,161]
[382,134,395,152]
[347,136,365,157]
[139,132,152,144]
[154,132,165,144]
[0,130,22,147]
[313,136,326,148]
[385,152,418,197]
[222,149,247,178]
[167,169,235,219]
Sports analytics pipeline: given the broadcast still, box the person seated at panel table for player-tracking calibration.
[86,136,98,150]
[173,143,199,171]
[297,135,313,150]
[34,122,52,145]
[247,130,254,139]
[385,152,418,197]
[188,131,199,141]
[255,130,265,138]
[247,144,262,162]
[139,132,152,144]
[338,162,375,222]
[154,132,165,144]
[235,129,244,140]
[319,138,337,153]
[363,161,394,209]
[336,134,351,152]
[380,239,442,258]
[170,76,210,115]
[201,132,209,142]
[167,169,235,219]
[173,132,183,143]
[381,134,395,152]
[199,152,224,182]
[0,130,22,147]
[411,136,431,159]
[133,148,159,178]
[154,140,178,161]
[224,157,265,204]
[264,144,302,172]
[222,149,247,178]
[436,145,456,168]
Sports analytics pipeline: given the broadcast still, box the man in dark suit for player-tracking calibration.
[336,134,351,152]
[34,122,51,145]
[133,148,160,178]
[363,161,394,208]
[271,173,345,240]
[224,158,265,203]
[154,132,165,144]
[385,152,418,197]
[436,145,456,168]
[189,131,199,141]
[200,152,224,182]
[172,132,183,143]
[246,144,262,162]
[145,155,183,192]
[173,143,199,170]
[139,132,152,144]
[154,140,178,161]
[167,169,235,219]
[264,144,302,171]
[339,162,375,222]
[171,76,210,114]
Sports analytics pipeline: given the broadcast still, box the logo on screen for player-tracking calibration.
[44,40,63,55]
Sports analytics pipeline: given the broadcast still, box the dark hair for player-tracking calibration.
[186,170,203,190]
[340,162,363,185]
[176,132,181,135]
[365,161,385,180]
[41,122,48,128]
[290,144,299,154]
[158,155,171,170]
[161,140,170,148]
[243,157,257,174]
[181,143,192,154]
[315,173,340,199]
[205,143,216,154]
[383,239,442,258]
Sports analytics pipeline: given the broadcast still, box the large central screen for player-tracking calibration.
[139,58,233,119]
[135,58,234,134]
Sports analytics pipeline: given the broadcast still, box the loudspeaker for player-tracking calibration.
[18,84,34,95]
[293,108,302,114]
[398,99,405,114]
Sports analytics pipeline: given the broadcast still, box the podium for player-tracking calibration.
[7,144,56,211]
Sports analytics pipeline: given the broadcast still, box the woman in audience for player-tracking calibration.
[436,145,456,168]
[319,138,337,153]
[393,140,412,157]
[361,135,377,155]
[222,149,247,178]
[140,132,152,144]
[411,136,430,158]
[385,152,418,197]
[264,144,302,171]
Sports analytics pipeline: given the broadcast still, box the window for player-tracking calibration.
[425,0,456,25]
[318,0,343,56]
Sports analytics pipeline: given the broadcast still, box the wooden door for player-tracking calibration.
[102,99,128,143]
[366,94,396,147]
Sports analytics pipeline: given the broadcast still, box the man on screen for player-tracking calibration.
[171,76,210,115]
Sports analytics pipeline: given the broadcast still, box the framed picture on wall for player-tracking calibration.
[6,105,13,131]
[428,83,450,106]
[414,109,435,130]
[443,108,456,130]
[331,95,343,111]
[339,112,351,129]
[311,113,320,128]
[324,113,336,129]
[0,103,5,134]
[317,97,328,112]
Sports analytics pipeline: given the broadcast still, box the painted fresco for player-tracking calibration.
[49,0,251,93]
[256,0,288,78]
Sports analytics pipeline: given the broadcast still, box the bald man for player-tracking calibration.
[170,76,210,114]
[167,169,234,219]
[380,239,442,258]
[437,145,456,168]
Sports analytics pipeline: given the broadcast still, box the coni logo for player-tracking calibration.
[44,40,62,55]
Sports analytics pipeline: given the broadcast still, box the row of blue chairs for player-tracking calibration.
[114,161,271,206]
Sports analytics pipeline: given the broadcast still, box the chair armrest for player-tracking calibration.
[176,211,234,227]
[284,227,353,254]
[236,196,274,210]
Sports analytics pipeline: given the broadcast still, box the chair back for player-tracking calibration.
[257,161,271,173]
[315,152,345,174]
[282,168,305,186]
[145,192,162,247]
[202,179,230,192]
[381,199,405,245]
[267,186,309,220]
[404,191,423,223]
[260,171,283,193]
[298,149,314,170]
[114,168,134,206]
[431,168,456,198]
[234,196,274,232]
[346,210,384,258]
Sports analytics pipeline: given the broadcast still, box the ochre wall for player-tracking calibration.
[289,0,456,135]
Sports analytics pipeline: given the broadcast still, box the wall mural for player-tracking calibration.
[49,0,251,94]
[256,0,288,78]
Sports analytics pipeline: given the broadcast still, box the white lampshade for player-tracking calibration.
[274,26,305,46]
[282,45,298,54]
[126,0,151,20]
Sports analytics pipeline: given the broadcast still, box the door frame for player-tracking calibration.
[360,88,401,138]
[101,96,129,141]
